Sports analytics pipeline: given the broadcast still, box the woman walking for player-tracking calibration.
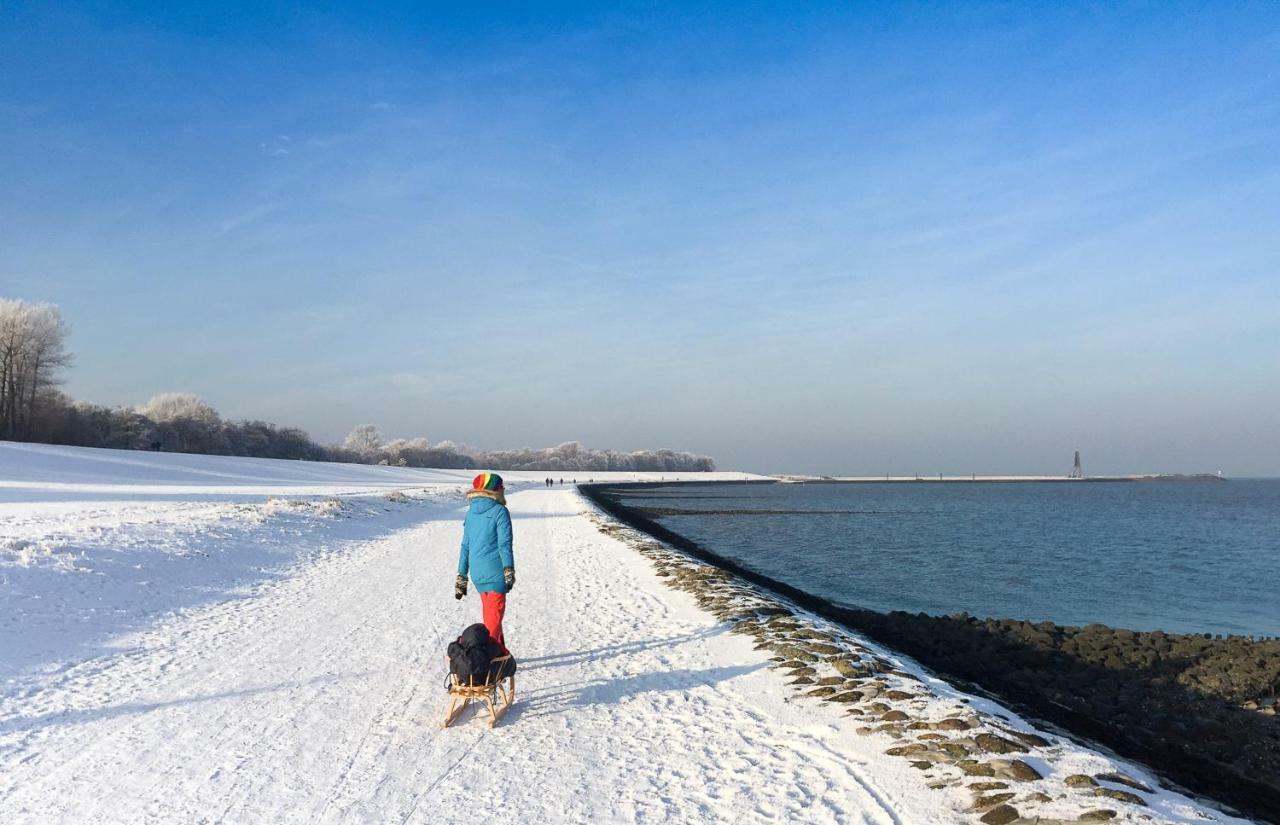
[454,472,515,654]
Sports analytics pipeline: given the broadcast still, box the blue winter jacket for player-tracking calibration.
[458,496,514,593]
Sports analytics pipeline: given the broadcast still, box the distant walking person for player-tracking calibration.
[454,473,515,654]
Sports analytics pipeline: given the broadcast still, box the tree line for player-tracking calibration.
[0,297,716,472]
[333,425,716,471]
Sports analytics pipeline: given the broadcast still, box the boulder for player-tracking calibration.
[957,760,996,777]
[1093,772,1153,793]
[884,744,927,756]
[1092,787,1146,806]
[978,803,1020,825]
[772,645,818,662]
[970,792,1016,811]
[934,717,971,731]
[975,734,1026,754]
[1013,731,1050,749]
[990,759,1042,782]
[967,782,1009,791]
[832,658,867,678]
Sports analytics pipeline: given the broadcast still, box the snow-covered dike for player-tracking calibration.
[0,444,1249,824]
[0,441,761,501]
[0,443,758,678]
[8,444,906,823]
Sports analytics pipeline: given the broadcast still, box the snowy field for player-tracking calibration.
[0,443,1252,824]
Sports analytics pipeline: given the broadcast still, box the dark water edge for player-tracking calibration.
[581,482,1280,824]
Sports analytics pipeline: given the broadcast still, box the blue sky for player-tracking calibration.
[2,2,1278,474]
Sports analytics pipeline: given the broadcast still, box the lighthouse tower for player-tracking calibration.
[1069,449,1083,479]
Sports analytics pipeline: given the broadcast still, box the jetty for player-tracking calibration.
[777,473,1224,483]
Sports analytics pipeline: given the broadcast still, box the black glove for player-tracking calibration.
[503,567,515,591]
[454,575,468,600]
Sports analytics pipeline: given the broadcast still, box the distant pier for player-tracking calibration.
[778,473,1224,483]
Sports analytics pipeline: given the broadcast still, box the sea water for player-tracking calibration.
[614,479,1280,637]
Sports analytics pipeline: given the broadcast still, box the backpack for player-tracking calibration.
[446,623,516,688]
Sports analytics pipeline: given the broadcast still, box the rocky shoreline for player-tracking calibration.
[581,483,1277,825]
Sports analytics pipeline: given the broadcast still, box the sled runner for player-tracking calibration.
[443,654,515,729]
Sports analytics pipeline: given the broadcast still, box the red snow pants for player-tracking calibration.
[480,591,508,654]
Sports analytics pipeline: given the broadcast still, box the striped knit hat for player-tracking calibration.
[468,472,506,503]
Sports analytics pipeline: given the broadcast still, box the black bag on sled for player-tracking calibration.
[446,623,516,689]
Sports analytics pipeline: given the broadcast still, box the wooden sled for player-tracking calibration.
[443,655,516,729]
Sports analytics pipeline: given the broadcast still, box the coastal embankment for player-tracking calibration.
[582,482,1280,824]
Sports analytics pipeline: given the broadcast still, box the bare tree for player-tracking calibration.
[0,299,72,440]
[342,424,384,461]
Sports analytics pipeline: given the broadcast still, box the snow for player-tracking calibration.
[0,442,1252,823]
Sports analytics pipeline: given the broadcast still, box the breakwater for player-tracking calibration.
[780,474,1225,483]
[581,482,1280,824]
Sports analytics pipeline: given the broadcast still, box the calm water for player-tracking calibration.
[618,480,1280,637]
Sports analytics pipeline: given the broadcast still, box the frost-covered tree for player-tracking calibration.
[138,393,227,454]
[342,424,384,461]
[0,299,72,440]
[382,437,429,466]
[459,440,715,472]
[419,440,478,469]
[140,392,219,425]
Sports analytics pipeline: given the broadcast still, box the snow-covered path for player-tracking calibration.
[2,479,945,824]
